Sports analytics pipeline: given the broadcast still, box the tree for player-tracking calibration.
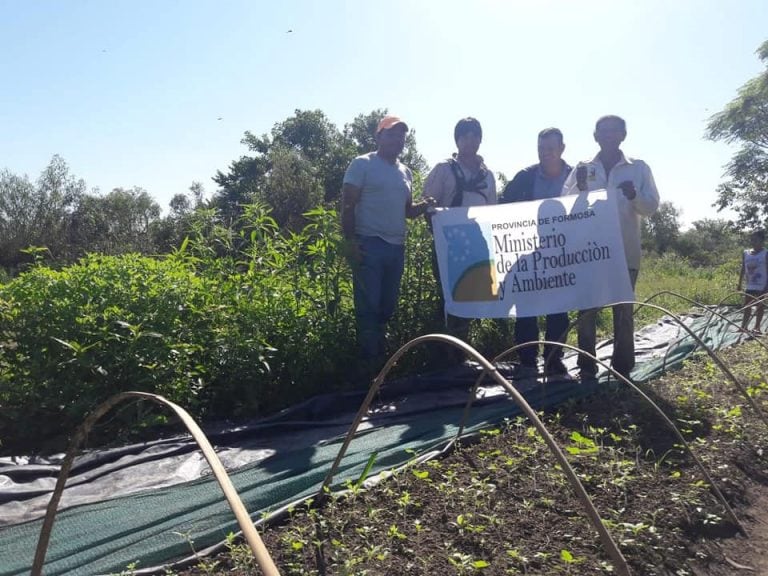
[0,155,85,269]
[706,39,768,228]
[212,109,348,220]
[68,187,161,255]
[260,146,323,229]
[212,109,430,228]
[641,201,681,254]
[270,109,351,202]
[188,181,206,208]
[169,193,191,218]
[675,218,740,267]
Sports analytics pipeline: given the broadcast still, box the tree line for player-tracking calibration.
[3,35,768,275]
[0,109,427,273]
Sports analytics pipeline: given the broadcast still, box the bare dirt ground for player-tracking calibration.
[176,339,768,575]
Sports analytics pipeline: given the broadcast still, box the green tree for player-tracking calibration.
[642,200,681,254]
[261,145,323,229]
[212,109,349,220]
[706,39,768,227]
[211,109,430,227]
[69,187,161,255]
[675,218,740,267]
[152,186,203,252]
[0,155,85,269]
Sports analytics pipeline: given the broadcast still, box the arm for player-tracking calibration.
[501,169,528,203]
[341,183,362,262]
[406,196,435,218]
[763,251,768,292]
[405,166,434,219]
[561,166,579,196]
[422,164,445,230]
[423,163,446,205]
[620,161,660,216]
[486,172,498,205]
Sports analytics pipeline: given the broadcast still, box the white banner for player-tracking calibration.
[432,190,633,318]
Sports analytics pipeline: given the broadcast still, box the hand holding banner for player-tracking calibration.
[431,190,633,318]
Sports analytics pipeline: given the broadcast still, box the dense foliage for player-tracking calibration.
[0,209,740,452]
[706,39,768,227]
[0,206,456,449]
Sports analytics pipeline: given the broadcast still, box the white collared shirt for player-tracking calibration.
[562,151,659,269]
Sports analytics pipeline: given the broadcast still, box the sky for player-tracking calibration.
[1,0,766,227]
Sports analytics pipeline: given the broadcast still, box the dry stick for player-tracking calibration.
[319,334,632,576]
[456,336,746,537]
[30,391,280,576]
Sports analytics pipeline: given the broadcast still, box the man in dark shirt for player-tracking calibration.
[501,128,572,380]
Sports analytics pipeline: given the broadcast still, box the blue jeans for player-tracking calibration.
[514,313,569,367]
[352,236,405,360]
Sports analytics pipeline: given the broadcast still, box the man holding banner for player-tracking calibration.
[424,117,497,353]
[562,115,659,380]
[501,128,573,380]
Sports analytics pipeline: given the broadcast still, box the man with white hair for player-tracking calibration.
[562,115,659,380]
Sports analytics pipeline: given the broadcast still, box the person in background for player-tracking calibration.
[562,115,659,380]
[423,117,497,352]
[341,115,435,371]
[501,127,572,380]
[738,229,768,334]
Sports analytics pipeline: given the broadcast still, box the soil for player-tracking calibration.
[177,339,768,576]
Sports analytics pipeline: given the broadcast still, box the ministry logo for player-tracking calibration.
[442,222,498,302]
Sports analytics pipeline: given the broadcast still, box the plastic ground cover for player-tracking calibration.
[0,307,752,575]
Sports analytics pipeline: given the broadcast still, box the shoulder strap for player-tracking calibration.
[448,159,466,207]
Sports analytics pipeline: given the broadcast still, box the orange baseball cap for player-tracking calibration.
[376,115,409,134]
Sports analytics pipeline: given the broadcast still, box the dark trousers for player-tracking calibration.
[577,269,638,376]
[514,313,569,367]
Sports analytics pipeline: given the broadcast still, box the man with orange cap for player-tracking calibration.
[341,115,434,369]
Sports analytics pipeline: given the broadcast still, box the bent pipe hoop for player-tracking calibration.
[30,391,281,576]
[687,290,767,356]
[640,290,768,375]
[546,297,768,430]
[457,338,745,537]
[627,300,768,431]
[319,334,632,576]
[714,290,768,341]
[542,289,759,371]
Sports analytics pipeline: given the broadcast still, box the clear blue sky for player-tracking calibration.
[1,0,766,226]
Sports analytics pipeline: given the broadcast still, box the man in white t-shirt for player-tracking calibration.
[562,115,659,380]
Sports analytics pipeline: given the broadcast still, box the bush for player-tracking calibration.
[0,206,362,448]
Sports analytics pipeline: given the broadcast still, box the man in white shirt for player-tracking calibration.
[562,115,659,380]
[423,117,497,209]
